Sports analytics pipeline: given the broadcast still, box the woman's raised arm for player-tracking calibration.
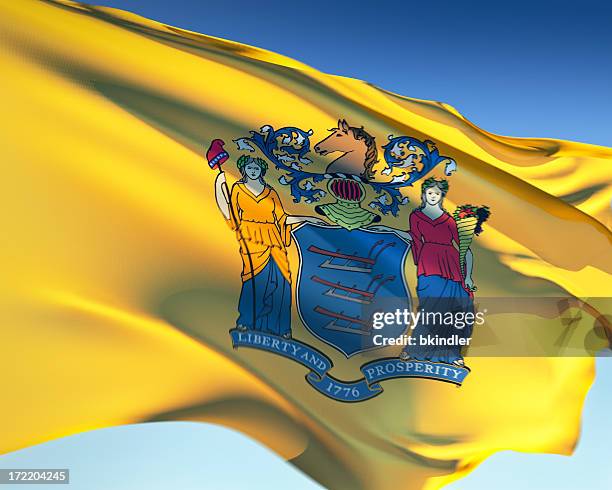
[464,248,475,290]
[214,171,230,220]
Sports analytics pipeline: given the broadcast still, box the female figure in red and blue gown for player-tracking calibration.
[399,177,475,367]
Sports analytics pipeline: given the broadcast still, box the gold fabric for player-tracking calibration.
[0,2,610,490]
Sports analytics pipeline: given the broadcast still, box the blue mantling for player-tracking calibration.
[234,125,456,216]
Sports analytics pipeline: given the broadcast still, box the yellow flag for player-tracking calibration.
[1,1,611,489]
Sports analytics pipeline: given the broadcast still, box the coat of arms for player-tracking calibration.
[207,119,491,402]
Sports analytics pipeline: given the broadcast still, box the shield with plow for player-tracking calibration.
[293,223,412,357]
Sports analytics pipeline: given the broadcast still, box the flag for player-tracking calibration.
[1,1,611,489]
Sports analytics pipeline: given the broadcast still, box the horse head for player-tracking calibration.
[314,119,378,177]
[313,119,358,156]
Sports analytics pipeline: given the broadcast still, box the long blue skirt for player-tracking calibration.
[236,257,291,336]
[403,274,474,363]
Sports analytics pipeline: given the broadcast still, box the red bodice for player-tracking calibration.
[409,209,464,283]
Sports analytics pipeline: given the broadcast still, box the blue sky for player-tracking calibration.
[96,0,612,147]
[1,1,610,489]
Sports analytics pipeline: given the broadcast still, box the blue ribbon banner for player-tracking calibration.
[230,330,470,402]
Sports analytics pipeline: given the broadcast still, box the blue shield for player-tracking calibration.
[293,224,412,357]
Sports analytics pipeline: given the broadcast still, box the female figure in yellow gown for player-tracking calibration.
[215,155,324,338]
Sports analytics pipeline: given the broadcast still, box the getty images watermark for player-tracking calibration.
[358,296,611,357]
[370,307,486,347]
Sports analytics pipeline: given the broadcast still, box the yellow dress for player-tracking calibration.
[226,182,292,282]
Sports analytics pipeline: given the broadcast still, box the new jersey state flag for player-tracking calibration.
[1,1,611,489]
